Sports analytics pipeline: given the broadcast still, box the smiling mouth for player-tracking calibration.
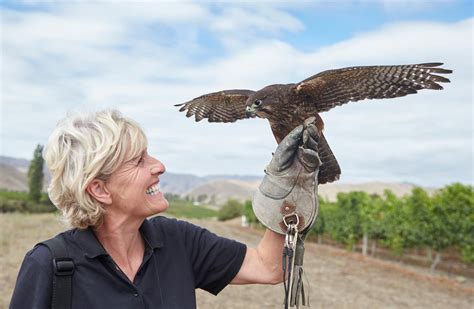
[146,183,161,196]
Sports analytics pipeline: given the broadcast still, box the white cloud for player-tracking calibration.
[1,3,472,187]
[374,0,457,11]
[209,5,303,49]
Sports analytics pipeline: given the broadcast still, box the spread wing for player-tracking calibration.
[295,63,452,113]
[175,89,255,122]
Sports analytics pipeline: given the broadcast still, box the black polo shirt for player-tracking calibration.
[10,216,247,308]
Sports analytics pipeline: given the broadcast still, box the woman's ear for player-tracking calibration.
[86,179,112,205]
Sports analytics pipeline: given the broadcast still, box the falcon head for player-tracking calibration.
[245,84,286,119]
[245,98,264,118]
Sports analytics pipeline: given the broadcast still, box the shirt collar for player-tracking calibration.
[139,218,164,250]
[75,218,163,259]
[75,227,107,259]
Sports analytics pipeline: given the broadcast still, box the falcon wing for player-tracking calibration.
[175,89,255,122]
[295,63,452,112]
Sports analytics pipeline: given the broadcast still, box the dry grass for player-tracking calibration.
[0,213,65,308]
[2,214,473,309]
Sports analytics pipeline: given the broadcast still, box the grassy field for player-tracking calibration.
[164,200,218,219]
[0,213,64,307]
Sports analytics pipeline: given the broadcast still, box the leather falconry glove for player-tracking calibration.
[253,117,321,235]
[253,117,321,308]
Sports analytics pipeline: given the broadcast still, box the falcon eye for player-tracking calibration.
[254,99,263,106]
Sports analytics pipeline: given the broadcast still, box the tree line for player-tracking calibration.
[242,184,473,268]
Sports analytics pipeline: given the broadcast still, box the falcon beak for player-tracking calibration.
[245,105,256,117]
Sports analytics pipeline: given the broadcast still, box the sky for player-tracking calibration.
[1,0,473,187]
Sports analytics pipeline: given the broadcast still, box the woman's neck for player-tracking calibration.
[94,213,145,282]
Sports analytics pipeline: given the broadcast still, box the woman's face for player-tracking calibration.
[105,149,168,218]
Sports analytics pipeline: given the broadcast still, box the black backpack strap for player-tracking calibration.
[38,235,74,309]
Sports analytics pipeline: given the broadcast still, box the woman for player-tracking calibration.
[10,109,285,308]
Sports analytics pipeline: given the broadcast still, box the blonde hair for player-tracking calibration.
[44,109,147,229]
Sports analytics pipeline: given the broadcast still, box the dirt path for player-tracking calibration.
[1,214,473,308]
[191,218,474,309]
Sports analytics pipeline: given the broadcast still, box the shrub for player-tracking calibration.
[217,199,244,221]
[0,190,56,213]
[243,200,257,223]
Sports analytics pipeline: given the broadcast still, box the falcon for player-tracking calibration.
[175,63,452,184]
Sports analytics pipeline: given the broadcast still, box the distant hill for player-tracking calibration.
[185,179,261,205]
[0,156,30,172]
[159,172,260,194]
[0,155,436,206]
[317,181,436,202]
[184,179,437,205]
[1,156,50,191]
[0,163,28,191]
[0,155,260,195]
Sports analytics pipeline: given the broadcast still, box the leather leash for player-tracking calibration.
[282,215,310,308]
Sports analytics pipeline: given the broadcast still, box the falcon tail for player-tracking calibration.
[318,133,341,184]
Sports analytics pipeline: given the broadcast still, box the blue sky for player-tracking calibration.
[1,0,472,187]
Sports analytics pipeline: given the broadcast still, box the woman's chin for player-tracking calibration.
[145,193,168,214]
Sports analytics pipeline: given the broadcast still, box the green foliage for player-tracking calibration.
[365,194,386,241]
[0,190,30,201]
[0,191,56,213]
[430,183,474,262]
[28,144,44,203]
[307,195,329,238]
[325,192,367,250]
[461,244,474,264]
[380,190,410,255]
[243,200,257,223]
[217,199,244,221]
[165,197,217,219]
[196,194,208,203]
[0,189,218,218]
[242,200,266,229]
[164,193,181,201]
[312,183,473,265]
[404,187,433,248]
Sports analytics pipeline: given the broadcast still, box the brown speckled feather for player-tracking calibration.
[175,90,255,122]
[175,63,452,184]
[295,63,451,113]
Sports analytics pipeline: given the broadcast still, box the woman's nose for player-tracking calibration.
[150,158,165,175]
